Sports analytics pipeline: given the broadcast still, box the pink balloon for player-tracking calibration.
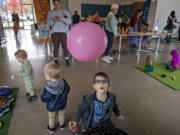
[67,22,108,62]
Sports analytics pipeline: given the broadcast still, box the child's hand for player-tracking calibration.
[69,121,77,127]
[14,72,20,78]
[118,115,125,120]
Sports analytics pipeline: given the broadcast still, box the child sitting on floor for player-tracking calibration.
[69,72,125,132]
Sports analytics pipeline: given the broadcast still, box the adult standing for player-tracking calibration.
[164,11,177,43]
[102,4,119,64]
[120,10,128,30]
[47,0,72,66]
[72,10,80,26]
[176,21,180,42]
[12,11,19,26]
[128,9,149,48]
[0,15,5,47]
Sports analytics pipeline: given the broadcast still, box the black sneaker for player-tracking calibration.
[28,95,37,102]
[25,93,30,97]
[47,125,55,134]
[54,59,59,65]
[59,124,65,130]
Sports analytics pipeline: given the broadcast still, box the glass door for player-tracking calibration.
[21,4,33,29]
[6,0,22,28]
[0,0,11,28]
[0,0,34,29]
[20,0,33,29]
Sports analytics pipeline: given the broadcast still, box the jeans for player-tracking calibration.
[166,29,173,43]
[104,30,114,56]
[166,35,171,42]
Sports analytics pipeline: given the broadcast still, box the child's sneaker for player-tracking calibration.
[47,125,55,134]
[59,124,65,130]
[25,93,30,97]
[28,95,37,102]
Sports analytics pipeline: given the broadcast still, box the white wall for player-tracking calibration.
[147,0,157,28]
[154,0,180,35]
[68,0,146,16]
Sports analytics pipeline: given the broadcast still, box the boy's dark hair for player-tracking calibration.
[53,0,60,3]
[93,72,110,85]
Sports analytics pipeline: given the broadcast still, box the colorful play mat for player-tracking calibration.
[136,64,180,90]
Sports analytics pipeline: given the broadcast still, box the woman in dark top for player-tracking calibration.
[128,9,149,48]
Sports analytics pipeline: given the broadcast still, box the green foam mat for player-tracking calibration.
[0,88,19,135]
[171,39,180,43]
[136,64,180,90]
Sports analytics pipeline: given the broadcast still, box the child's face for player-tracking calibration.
[15,55,23,63]
[93,76,109,94]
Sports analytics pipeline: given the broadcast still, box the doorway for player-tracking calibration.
[0,0,35,29]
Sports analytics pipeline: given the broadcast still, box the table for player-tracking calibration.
[117,32,171,64]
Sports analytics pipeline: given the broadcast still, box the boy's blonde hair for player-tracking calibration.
[14,49,27,59]
[44,62,60,80]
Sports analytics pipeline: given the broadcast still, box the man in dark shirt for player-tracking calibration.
[178,26,180,41]
[72,11,80,26]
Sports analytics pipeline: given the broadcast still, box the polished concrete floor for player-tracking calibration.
[0,30,180,135]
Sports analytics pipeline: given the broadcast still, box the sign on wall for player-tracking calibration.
[39,25,50,39]
[33,0,51,42]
